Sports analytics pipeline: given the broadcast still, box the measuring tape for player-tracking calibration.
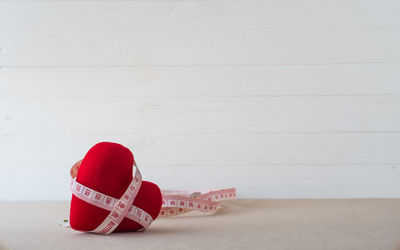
[71,163,154,234]
[68,160,236,234]
[159,188,236,217]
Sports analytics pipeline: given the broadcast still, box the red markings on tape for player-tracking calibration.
[159,188,236,217]
[71,164,153,234]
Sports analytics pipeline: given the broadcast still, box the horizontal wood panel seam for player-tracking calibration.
[3,61,400,69]
[3,131,400,136]
[2,163,400,168]
[2,94,400,99]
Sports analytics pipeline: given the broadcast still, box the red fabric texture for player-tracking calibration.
[69,142,162,232]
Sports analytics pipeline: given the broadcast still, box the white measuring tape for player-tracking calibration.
[159,188,236,217]
[68,161,236,234]
[70,163,154,234]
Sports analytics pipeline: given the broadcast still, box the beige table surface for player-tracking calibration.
[0,199,399,250]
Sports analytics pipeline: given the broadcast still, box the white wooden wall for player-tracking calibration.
[1,0,400,200]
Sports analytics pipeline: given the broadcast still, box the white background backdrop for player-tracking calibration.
[1,0,400,200]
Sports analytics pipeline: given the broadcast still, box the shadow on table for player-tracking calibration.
[70,224,200,238]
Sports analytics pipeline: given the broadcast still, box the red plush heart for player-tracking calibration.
[69,142,162,232]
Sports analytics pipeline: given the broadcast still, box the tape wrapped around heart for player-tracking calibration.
[68,142,236,234]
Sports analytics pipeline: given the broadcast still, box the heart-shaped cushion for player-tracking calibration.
[69,142,162,232]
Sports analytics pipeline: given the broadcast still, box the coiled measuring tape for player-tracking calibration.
[68,160,236,234]
[159,188,236,217]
